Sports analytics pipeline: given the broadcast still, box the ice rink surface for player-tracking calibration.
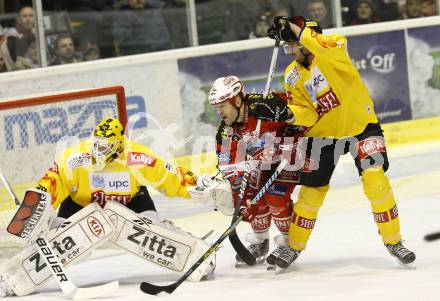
[3,140,440,301]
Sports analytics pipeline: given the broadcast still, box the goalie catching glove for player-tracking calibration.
[187,174,234,216]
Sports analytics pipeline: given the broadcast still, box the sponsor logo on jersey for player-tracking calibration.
[67,152,91,169]
[316,89,341,115]
[91,174,105,188]
[286,66,300,87]
[304,67,332,108]
[90,172,130,193]
[357,137,386,161]
[91,191,131,207]
[267,184,288,196]
[87,216,105,238]
[127,152,157,167]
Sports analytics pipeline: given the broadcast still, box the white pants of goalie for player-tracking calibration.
[0,201,215,296]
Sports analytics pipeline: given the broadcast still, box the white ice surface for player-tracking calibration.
[3,140,440,301]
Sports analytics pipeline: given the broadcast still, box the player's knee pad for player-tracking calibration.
[104,201,215,282]
[362,167,393,204]
[0,203,114,296]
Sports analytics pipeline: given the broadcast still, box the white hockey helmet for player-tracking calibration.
[208,76,244,105]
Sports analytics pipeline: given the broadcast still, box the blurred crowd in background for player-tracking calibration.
[0,0,438,72]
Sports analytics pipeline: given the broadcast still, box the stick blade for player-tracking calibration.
[68,281,119,300]
[140,282,176,295]
[229,231,256,266]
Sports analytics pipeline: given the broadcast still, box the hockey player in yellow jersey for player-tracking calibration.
[264,16,415,268]
[36,117,196,217]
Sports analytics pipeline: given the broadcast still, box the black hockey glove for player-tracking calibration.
[267,16,297,42]
[248,93,292,122]
[267,16,322,42]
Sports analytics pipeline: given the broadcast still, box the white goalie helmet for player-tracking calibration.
[208,76,244,105]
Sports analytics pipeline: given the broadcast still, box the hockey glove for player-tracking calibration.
[267,16,297,42]
[177,166,197,185]
[268,16,322,42]
[248,93,292,122]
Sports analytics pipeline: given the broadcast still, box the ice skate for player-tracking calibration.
[385,241,416,265]
[235,238,269,267]
[266,235,289,270]
[273,245,301,269]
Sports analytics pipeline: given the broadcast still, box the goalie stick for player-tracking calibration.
[0,169,119,299]
[139,159,288,295]
[228,40,281,265]
[424,231,440,242]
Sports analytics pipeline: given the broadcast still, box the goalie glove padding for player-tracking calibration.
[188,174,234,215]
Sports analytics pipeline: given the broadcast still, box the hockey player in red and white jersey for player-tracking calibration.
[208,75,304,266]
[0,117,232,297]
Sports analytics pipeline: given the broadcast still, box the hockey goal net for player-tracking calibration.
[0,86,127,251]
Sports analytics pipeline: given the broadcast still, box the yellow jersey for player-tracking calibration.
[36,139,191,209]
[284,27,378,138]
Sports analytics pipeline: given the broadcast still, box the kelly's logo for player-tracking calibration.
[127,152,157,167]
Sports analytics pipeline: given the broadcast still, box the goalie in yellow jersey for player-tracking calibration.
[0,117,235,297]
[261,16,416,268]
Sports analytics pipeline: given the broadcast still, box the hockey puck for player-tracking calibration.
[7,220,24,235]
[24,191,40,206]
[16,207,32,220]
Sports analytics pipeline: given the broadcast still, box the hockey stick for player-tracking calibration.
[424,232,440,242]
[228,40,281,264]
[228,164,256,265]
[0,169,119,299]
[139,159,288,295]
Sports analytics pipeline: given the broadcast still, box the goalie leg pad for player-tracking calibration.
[104,200,215,282]
[0,203,114,296]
